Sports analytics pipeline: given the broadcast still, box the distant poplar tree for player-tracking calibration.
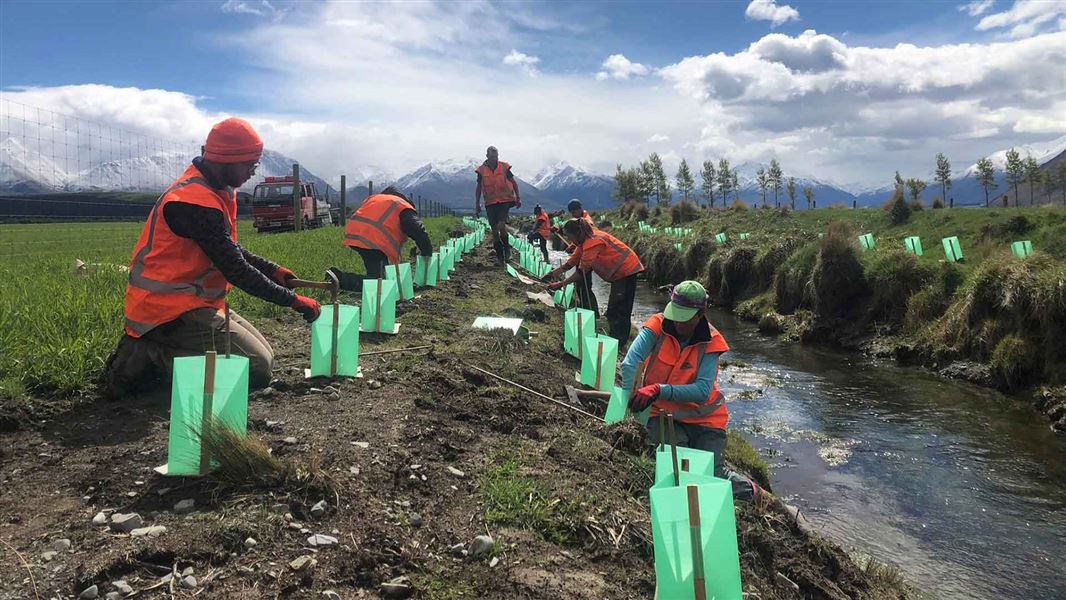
[1005,148,1024,207]
[975,157,996,208]
[700,160,717,208]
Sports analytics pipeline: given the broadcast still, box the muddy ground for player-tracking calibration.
[0,241,915,599]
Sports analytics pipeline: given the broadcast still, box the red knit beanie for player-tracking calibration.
[203,117,263,163]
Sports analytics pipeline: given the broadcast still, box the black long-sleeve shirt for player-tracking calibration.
[399,209,433,256]
[162,159,296,307]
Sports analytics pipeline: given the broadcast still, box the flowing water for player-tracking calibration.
[579,271,1066,599]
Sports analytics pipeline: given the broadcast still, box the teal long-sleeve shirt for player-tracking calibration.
[620,326,722,403]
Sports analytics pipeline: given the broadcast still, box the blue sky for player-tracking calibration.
[1,0,1064,187]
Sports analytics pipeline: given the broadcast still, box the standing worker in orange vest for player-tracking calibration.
[543,218,643,345]
[474,146,521,265]
[527,205,551,263]
[328,186,433,291]
[622,280,762,501]
[100,118,321,398]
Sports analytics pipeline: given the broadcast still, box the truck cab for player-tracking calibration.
[252,176,333,232]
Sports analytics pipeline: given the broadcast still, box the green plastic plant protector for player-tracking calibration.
[904,236,923,256]
[563,307,596,359]
[414,253,438,287]
[385,262,415,300]
[715,232,727,244]
[603,385,628,424]
[1011,240,1033,258]
[360,278,399,333]
[675,243,684,251]
[580,334,618,392]
[654,445,716,487]
[310,304,360,377]
[506,264,519,278]
[163,353,249,476]
[438,248,452,281]
[859,233,875,250]
[649,480,743,600]
[738,233,750,240]
[942,236,963,262]
[562,283,574,308]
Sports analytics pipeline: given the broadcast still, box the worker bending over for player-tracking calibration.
[544,218,643,346]
[552,199,599,316]
[527,205,551,263]
[101,118,320,398]
[474,146,520,265]
[622,280,762,501]
[330,186,433,291]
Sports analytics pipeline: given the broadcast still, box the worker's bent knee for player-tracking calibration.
[246,351,274,389]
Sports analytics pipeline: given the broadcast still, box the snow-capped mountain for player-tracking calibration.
[0,140,336,197]
[727,161,858,207]
[361,158,551,210]
[958,135,1066,177]
[531,161,614,209]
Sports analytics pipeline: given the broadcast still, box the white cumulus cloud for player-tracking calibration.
[977,0,1066,38]
[647,134,670,143]
[596,54,649,80]
[744,0,800,28]
[503,49,541,76]
[221,0,287,21]
[958,0,995,17]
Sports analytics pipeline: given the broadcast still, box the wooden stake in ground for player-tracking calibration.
[199,351,217,476]
[668,413,680,487]
[594,340,604,390]
[224,304,231,358]
[359,345,432,357]
[375,279,383,333]
[326,270,340,377]
[687,484,708,600]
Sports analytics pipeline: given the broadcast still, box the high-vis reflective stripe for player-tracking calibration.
[593,233,635,280]
[343,194,409,263]
[123,165,237,337]
[581,231,643,282]
[128,177,218,298]
[641,313,730,428]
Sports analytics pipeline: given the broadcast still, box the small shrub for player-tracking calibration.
[650,205,663,221]
[884,188,911,225]
[908,199,925,211]
[991,334,1033,389]
[670,201,700,224]
[630,202,649,222]
[932,197,945,209]
[730,199,748,211]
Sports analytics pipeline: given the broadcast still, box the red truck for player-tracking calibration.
[252,176,333,232]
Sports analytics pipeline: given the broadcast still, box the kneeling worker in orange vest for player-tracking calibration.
[622,280,763,501]
[100,118,321,398]
[543,218,643,346]
[329,186,433,291]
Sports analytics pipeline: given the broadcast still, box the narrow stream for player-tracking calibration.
[572,264,1066,600]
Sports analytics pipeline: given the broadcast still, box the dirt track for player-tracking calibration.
[0,240,914,599]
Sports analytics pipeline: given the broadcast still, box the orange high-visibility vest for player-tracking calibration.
[642,313,730,429]
[576,230,644,282]
[124,164,236,338]
[476,161,516,205]
[535,213,551,238]
[343,193,410,264]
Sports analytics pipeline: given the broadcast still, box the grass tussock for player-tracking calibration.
[719,247,758,307]
[812,221,867,319]
[726,430,770,490]
[865,250,935,327]
[729,199,748,211]
[683,237,717,280]
[773,242,818,315]
[619,201,648,222]
[670,200,700,224]
[643,239,687,287]
[884,188,911,225]
[199,418,334,499]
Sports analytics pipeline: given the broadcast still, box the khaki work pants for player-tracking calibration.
[102,308,274,398]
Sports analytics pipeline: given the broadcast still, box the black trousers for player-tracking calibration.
[331,247,388,291]
[527,231,549,263]
[487,202,513,263]
[576,269,599,316]
[605,272,639,347]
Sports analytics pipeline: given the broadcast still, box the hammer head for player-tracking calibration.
[564,385,581,405]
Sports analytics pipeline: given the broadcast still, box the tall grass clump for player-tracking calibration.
[644,239,687,286]
[719,246,758,307]
[729,199,748,211]
[670,201,700,224]
[883,188,911,225]
[774,242,818,314]
[812,221,866,319]
[864,249,935,327]
[683,237,717,280]
[619,201,648,222]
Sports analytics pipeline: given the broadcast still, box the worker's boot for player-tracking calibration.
[98,334,162,400]
[492,240,505,265]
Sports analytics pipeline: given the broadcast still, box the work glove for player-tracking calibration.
[629,384,661,412]
[272,266,297,288]
[546,281,563,291]
[290,294,321,323]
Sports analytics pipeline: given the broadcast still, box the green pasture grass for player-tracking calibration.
[0,217,459,400]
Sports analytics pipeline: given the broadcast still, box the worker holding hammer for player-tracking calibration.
[621,280,763,501]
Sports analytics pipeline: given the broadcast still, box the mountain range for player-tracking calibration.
[5,133,1064,210]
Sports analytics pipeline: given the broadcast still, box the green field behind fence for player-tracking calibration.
[0,217,460,400]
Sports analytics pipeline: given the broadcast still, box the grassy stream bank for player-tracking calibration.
[599,203,1066,433]
[0,221,913,599]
